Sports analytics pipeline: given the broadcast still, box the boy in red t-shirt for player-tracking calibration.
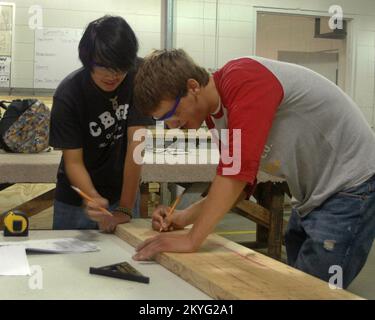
[132,49,375,288]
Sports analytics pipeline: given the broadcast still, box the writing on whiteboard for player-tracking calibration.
[34,27,83,89]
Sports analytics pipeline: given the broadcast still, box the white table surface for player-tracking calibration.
[0,230,211,300]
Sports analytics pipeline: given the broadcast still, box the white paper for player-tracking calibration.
[152,148,190,155]
[0,238,99,254]
[0,246,31,276]
[0,56,11,87]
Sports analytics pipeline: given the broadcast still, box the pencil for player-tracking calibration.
[159,195,182,232]
[71,185,113,217]
[167,195,182,218]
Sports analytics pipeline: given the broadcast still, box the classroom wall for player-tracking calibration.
[9,0,375,127]
[174,0,375,128]
[256,14,347,89]
[11,0,161,89]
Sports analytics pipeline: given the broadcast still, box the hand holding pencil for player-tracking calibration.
[153,185,186,233]
[159,196,182,232]
[71,186,113,218]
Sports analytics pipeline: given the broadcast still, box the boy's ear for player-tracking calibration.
[186,79,201,95]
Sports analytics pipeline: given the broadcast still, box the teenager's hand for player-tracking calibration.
[152,205,186,232]
[132,233,196,261]
[85,195,110,223]
[98,212,131,233]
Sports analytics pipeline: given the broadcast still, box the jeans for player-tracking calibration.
[53,192,141,230]
[285,175,375,289]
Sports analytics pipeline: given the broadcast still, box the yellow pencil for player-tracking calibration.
[159,186,185,232]
[71,185,113,217]
[167,195,182,218]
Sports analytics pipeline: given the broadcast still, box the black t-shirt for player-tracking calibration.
[49,60,153,206]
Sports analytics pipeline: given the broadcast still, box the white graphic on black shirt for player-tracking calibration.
[89,122,102,137]
[116,103,129,121]
[99,112,115,129]
[89,104,130,148]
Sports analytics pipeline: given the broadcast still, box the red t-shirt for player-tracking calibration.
[206,58,284,191]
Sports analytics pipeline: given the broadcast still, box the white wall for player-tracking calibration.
[11,0,161,89]
[256,14,347,89]
[278,51,340,85]
[174,0,375,127]
[8,0,375,127]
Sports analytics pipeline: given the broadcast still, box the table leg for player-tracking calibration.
[256,182,286,260]
[139,183,150,218]
[160,182,170,206]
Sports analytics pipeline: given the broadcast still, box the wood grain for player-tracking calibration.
[115,219,363,300]
[0,183,55,213]
[0,183,55,230]
[28,207,53,230]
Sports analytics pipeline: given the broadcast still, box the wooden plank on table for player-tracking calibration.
[115,219,363,300]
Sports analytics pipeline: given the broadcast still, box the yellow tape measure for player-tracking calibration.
[3,210,29,237]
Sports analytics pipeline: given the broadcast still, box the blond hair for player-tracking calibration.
[134,49,209,115]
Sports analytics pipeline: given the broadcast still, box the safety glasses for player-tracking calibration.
[153,96,181,121]
[92,62,127,77]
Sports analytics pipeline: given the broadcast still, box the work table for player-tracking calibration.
[0,229,210,300]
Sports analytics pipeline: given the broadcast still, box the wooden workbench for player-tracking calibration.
[0,149,288,259]
[0,149,284,184]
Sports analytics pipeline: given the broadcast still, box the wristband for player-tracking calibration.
[114,206,133,219]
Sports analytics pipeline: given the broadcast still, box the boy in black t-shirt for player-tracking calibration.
[50,16,153,232]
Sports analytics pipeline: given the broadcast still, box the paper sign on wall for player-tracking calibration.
[0,56,11,88]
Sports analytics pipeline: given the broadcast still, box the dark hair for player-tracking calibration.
[134,49,210,115]
[79,15,139,72]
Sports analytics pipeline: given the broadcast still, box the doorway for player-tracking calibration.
[256,12,348,90]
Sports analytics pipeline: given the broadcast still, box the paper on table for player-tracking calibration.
[0,246,31,276]
[167,149,190,155]
[0,238,99,254]
[152,148,190,155]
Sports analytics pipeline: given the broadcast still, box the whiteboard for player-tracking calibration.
[34,28,83,89]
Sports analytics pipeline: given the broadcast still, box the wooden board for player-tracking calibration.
[0,183,55,230]
[0,183,55,213]
[115,219,363,300]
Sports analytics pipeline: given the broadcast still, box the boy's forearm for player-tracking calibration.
[119,149,142,209]
[188,175,247,249]
[65,162,98,197]
[180,197,207,226]
[119,127,145,209]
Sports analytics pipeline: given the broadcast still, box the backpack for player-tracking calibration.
[0,99,51,153]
